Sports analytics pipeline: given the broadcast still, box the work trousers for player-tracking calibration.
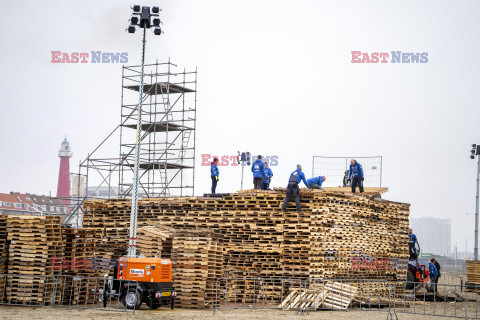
[351,177,364,193]
[281,183,301,211]
[211,175,217,194]
[431,276,438,292]
[253,177,263,190]
[261,182,270,190]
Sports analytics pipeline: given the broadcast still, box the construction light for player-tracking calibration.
[473,144,477,149]
[140,7,152,28]
[129,5,162,35]
[128,26,136,33]
[472,155,475,159]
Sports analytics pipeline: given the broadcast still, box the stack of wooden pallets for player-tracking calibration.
[0,215,8,276]
[82,189,410,305]
[466,260,480,291]
[171,229,223,309]
[136,224,174,258]
[279,281,358,311]
[6,216,63,305]
[61,228,98,275]
[60,228,102,305]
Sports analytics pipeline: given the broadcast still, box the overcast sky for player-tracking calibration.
[1,0,479,252]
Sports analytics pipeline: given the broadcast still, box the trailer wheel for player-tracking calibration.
[122,289,142,310]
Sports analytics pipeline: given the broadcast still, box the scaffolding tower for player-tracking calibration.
[78,60,197,202]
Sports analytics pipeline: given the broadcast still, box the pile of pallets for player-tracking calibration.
[0,239,7,274]
[171,229,223,308]
[83,189,410,305]
[137,225,174,258]
[61,228,98,275]
[466,260,480,290]
[0,215,8,276]
[60,228,101,305]
[279,281,358,311]
[6,216,63,305]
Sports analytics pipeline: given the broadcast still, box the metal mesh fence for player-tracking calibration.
[214,277,480,319]
[312,156,383,188]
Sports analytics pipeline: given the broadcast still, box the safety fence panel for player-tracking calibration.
[312,156,383,188]
[0,274,138,312]
[306,278,399,312]
[394,281,480,319]
[214,277,305,313]
[214,277,480,319]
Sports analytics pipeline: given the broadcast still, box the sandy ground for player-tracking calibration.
[0,306,462,320]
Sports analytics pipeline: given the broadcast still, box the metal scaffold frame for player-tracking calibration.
[63,60,197,227]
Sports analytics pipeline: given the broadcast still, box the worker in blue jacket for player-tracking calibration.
[210,157,219,194]
[307,176,326,190]
[281,164,310,212]
[349,159,364,194]
[408,228,419,265]
[431,258,441,292]
[428,261,438,291]
[261,161,273,190]
[408,229,418,244]
[251,155,266,190]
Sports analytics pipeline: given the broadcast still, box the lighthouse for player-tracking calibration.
[57,137,72,205]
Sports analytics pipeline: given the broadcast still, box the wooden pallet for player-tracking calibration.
[136,224,174,258]
[467,260,480,284]
[279,281,358,310]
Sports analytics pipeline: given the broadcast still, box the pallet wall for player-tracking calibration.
[6,216,63,304]
[83,190,410,283]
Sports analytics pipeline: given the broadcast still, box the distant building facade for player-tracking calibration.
[410,217,451,256]
[0,192,68,217]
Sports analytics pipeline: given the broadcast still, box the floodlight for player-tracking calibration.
[152,6,160,13]
[140,7,151,28]
[154,28,162,35]
[128,26,136,33]
[131,17,139,25]
[133,5,141,12]
[153,18,160,26]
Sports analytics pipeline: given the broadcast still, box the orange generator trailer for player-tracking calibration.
[102,257,176,309]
